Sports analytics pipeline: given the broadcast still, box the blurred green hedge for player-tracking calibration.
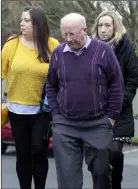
[135,50,138,56]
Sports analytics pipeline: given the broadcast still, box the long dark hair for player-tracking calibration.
[8,7,51,63]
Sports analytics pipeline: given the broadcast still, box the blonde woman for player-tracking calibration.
[91,10,138,189]
[2,7,59,189]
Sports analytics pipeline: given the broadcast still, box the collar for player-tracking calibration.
[63,36,91,53]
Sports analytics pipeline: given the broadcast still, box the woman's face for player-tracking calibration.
[98,15,114,42]
[20,11,33,37]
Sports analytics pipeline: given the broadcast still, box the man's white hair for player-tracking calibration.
[60,13,86,29]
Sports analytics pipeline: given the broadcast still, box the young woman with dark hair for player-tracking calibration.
[2,7,59,189]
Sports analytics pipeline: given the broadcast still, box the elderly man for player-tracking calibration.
[46,13,124,189]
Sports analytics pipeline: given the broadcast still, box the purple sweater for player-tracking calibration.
[46,39,124,120]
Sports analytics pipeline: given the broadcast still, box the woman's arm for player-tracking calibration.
[122,38,138,108]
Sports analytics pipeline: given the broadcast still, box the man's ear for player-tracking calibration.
[84,28,87,32]
[83,28,87,33]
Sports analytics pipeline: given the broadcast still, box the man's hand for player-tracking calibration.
[108,118,115,128]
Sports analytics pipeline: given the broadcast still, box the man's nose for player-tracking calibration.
[66,35,72,42]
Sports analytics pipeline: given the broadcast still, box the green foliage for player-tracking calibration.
[1,0,138,47]
[1,0,103,42]
[135,50,138,57]
[105,0,138,48]
[134,114,138,120]
[41,0,103,39]
[132,137,138,143]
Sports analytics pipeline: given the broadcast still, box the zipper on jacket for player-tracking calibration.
[99,67,102,75]
[100,102,103,110]
[61,48,66,114]
[99,85,102,94]
[92,41,100,116]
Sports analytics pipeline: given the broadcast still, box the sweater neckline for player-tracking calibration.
[19,36,37,51]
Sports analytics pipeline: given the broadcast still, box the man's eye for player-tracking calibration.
[70,33,75,36]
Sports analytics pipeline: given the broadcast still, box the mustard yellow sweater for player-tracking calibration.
[2,36,59,105]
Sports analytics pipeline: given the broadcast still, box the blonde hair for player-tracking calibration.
[60,13,86,29]
[91,10,126,44]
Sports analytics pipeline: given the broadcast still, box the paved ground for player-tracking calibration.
[1,145,138,189]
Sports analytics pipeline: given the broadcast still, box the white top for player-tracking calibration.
[7,96,49,114]
[7,102,40,114]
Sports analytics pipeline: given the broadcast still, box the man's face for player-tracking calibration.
[61,22,86,50]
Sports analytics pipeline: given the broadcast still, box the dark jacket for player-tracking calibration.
[46,39,124,120]
[113,34,138,137]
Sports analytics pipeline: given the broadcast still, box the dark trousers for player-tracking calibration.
[112,140,124,189]
[9,111,52,189]
[52,114,113,189]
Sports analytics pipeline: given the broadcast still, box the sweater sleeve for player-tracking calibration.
[2,41,11,79]
[105,45,124,119]
[53,39,60,48]
[49,38,60,52]
[2,37,18,79]
[121,39,138,109]
[46,49,60,117]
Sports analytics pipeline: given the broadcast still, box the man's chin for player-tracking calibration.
[68,44,79,50]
